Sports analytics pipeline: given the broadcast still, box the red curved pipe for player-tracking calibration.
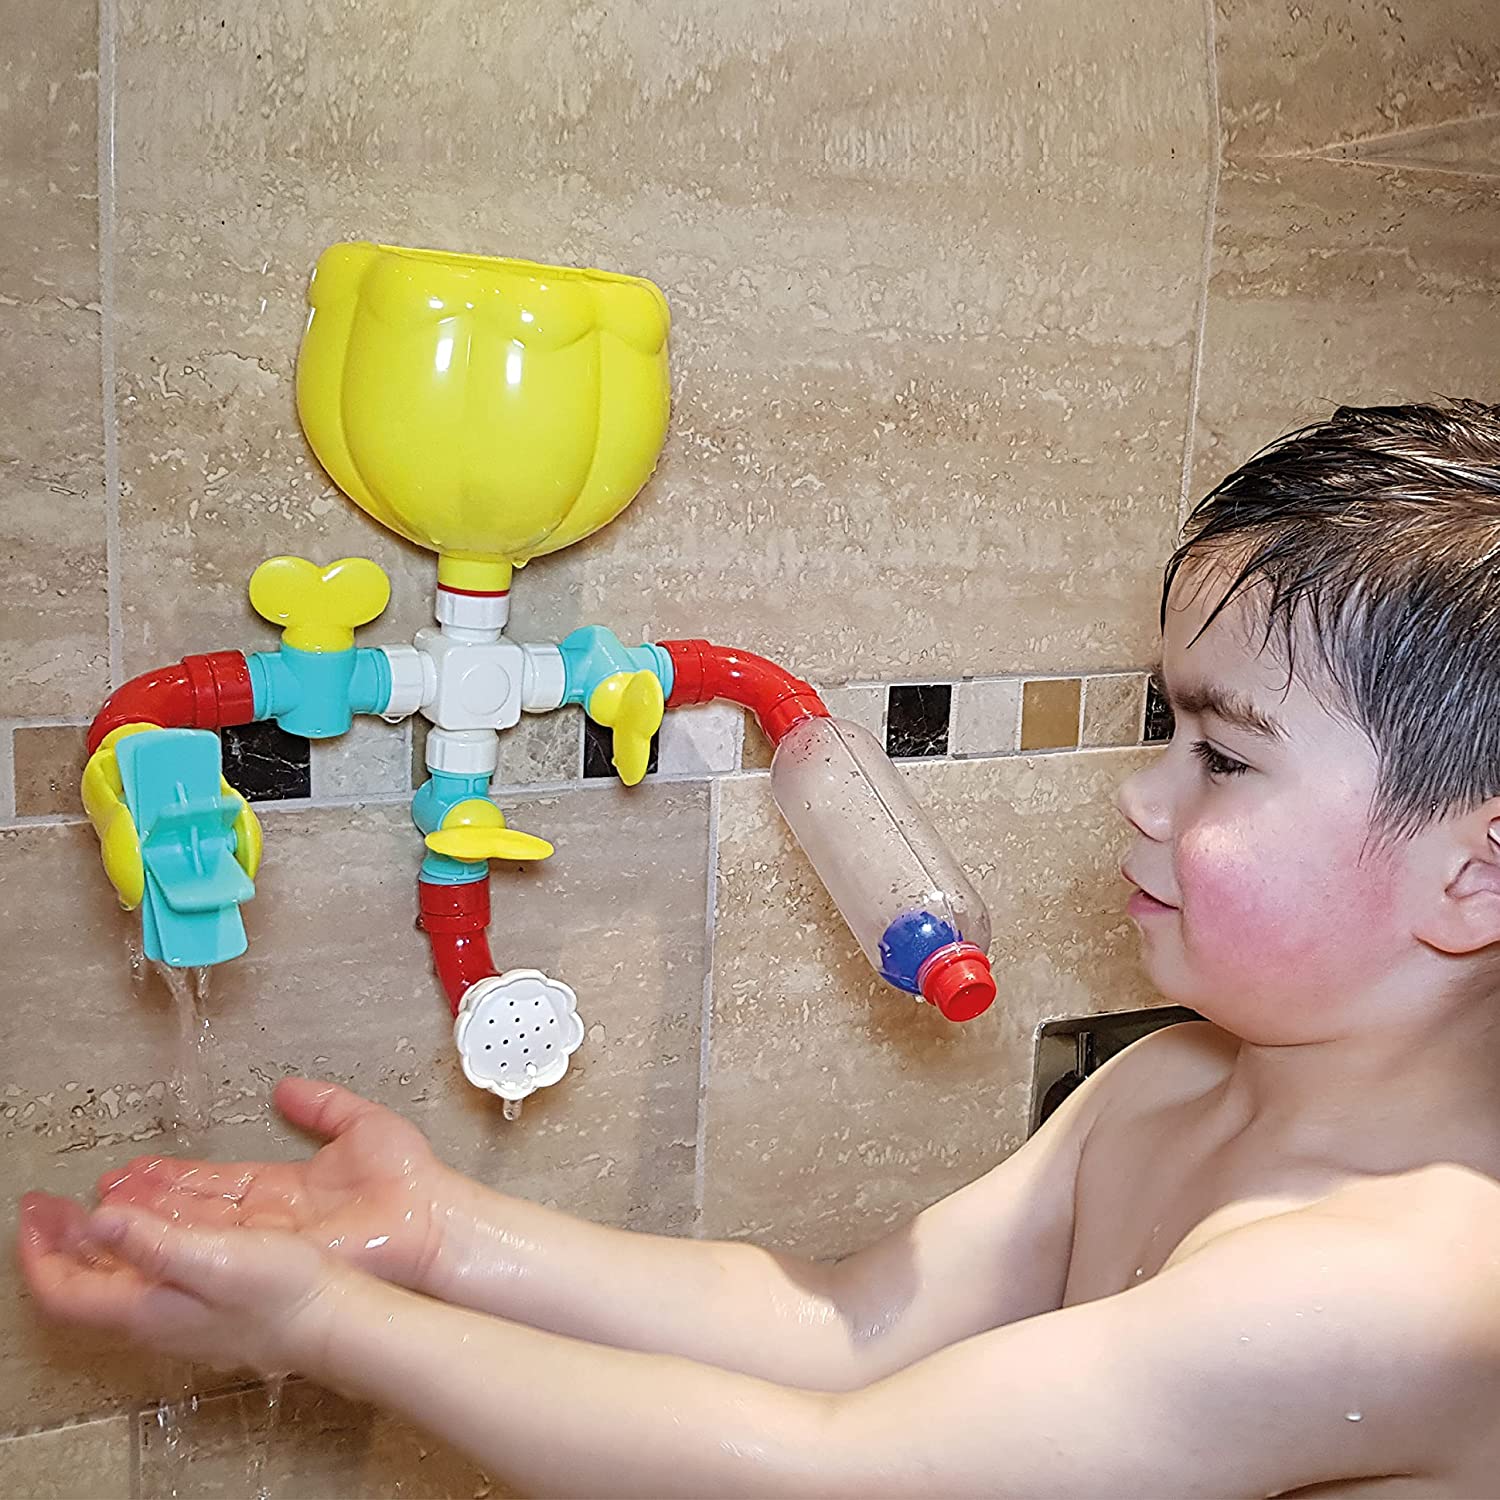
[418,879,498,1016]
[660,639,828,745]
[87,651,257,753]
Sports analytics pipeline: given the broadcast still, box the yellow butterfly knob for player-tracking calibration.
[586,670,665,787]
[249,556,391,653]
[424,799,554,864]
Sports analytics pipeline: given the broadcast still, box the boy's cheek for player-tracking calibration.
[1175,819,1401,987]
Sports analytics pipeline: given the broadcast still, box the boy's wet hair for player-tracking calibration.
[1163,400,1500,837]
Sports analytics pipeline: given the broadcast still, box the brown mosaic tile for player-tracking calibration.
[1020,678,1082,752]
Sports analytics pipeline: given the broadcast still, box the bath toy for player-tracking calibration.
[82,243,996,1115]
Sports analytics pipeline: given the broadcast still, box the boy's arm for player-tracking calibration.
[313,1197,1493,1498]
[423,1039,1104,1391]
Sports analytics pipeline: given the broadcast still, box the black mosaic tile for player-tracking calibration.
[885,684,952,759]
[582,717,660,780]
[219,721,312,802]
[1143,676,1175,744]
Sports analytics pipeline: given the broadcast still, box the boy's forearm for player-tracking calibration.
[309,1270,847,1499]
[426,1175,874,1389]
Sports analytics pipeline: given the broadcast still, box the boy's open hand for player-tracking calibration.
[92,1078,454,1291]
[18,1195,345,1376]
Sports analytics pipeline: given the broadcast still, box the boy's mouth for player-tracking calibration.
[1122,866,1179,915]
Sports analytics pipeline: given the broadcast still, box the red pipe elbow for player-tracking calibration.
[87,651,257,753]
[418,879,499,1017]
[659,640,829,746]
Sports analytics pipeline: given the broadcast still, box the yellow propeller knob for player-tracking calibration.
[424,799,555,864]
[249,556,391,653]
[586,669,665,787]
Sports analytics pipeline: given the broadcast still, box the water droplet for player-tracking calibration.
[1345,1411,1362,1423]
[1133,1267,1144,1279]
[1239,1335,1251,1344]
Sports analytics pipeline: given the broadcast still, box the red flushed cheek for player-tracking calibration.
[1173,816,1400,992]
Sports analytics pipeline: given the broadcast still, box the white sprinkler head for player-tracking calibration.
[454,970,585,1102]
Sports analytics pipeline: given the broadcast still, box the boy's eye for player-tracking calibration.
[1191,739,1249,779]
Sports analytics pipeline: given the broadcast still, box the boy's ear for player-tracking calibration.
[1418,805,1500,955]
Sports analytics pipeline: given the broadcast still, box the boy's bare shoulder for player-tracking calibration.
[1081,1016,1238,1118]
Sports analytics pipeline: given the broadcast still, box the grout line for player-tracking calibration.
[0,724,13,823]
[128,1397,142,1500]
[98,0,123,691]
[1175,0,1222,528]
[692,776,721,1235]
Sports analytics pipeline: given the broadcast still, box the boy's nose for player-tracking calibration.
[1116,760,1171,842]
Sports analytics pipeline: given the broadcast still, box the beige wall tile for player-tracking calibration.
[0,0,109,719]
[309,716,411,800]
[702,750,1159,1258]
[0,1416,131,1500]
[12,727,90,819]
[1081,673,1147,749]
[1020,678,1082,751]
[138,1381,506,1500]
[1215,0,1500,158]
[112,0,1208,689]
[1191,160,1500,501]
[951,679,1022,758]
[1,782,707,1427]
[657,701,743,777]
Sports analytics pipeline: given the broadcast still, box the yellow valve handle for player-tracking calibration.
[424,798,554,864]
[586,670,665,788]
[249,555,391,653]
[80,724,262,909]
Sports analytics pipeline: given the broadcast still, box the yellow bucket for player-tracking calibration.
[297,242,671,594]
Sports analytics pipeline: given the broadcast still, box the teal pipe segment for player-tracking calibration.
[247,647,392,739]
[412,770,492,885]
[558,627,673,709]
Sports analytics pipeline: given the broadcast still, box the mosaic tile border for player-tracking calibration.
[0,671,1166,827]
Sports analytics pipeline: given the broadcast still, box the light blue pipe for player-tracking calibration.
[247,647,391,739]
[412,770,491,885]
[559,627,673,708]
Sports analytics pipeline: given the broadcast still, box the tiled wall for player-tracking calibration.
[1,0,1496,1493]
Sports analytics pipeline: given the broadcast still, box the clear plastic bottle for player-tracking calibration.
[769,716,996,1021]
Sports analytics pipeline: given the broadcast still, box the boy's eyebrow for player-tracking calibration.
[1150,665,1286,741]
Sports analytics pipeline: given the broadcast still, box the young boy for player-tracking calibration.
[19,401,1500,1498]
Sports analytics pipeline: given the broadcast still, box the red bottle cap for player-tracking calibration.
[919,945,997,1022]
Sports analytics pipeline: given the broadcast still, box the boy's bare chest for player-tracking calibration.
[1059,1102,1335,1307]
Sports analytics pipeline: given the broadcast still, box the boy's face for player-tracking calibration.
[1117,565,1420,1043]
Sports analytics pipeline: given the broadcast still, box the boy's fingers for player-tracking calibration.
[274,1077,384,1141]
[86,1208,234,1300]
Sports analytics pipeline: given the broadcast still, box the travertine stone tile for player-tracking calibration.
[309,716,411,800]
[113,0,1208,687]
[1215,0,1500,157]
[657,701,742,777]
[1191,159,1500,501]
[1,783,708,1427]
[0,1415,131,1500]
[1020,678,1082,752]
[702,750,1158,1258]
[1081,673,1147,749]
[0,0,109,719]
[12,727,90,819]
[951,679,1022,758]
[138,1381,507,1500]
